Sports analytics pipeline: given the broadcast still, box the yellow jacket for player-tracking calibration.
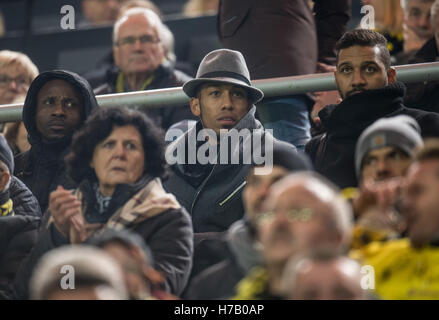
[351,238,439,300]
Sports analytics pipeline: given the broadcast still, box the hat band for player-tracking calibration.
[198,71,251,86]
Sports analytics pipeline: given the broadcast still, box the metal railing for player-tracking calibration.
[0,61,438,123]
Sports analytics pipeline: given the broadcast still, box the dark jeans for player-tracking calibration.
[257,94,312,151]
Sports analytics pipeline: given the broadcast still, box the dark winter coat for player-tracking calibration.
[184,219,262,300]
[306,82,439,188]
[13,176,193,299]
[93,63,196,131]
[9,176,41,218]
[218,0,351,79]
[0,215,40,299]
[163,106,297,233]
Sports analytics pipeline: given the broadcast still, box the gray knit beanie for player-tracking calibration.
[355,115,423,179]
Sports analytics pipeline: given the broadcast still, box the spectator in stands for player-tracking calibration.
[183,0,219,17]
[89,229,177,300]
[4,122,30,156]
[30,246,128,300]
[349,116,423,249]
[355,115,423,184]
[117,1,192,76]
[404,0,439,112]
[92,8,195,131]
[14,108,193,299]
[281,248,368,300]
[351,139,439,299]
[218,0,351,150]
[164,48,296,234]
[184,146,312,299]
[0,135,40,299]
[14,70,98,214]
[232,172,353,299]
[396,0,434,64]
[305,29,439,189]
[4,95,30,156]
[81,0,129,26]
[0,51,38,106]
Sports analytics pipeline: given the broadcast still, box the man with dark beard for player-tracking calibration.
[306,29,439,189]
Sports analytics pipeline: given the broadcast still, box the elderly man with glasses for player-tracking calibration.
[94,7,195,131]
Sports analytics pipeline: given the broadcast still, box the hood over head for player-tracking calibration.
[22,70,99,145]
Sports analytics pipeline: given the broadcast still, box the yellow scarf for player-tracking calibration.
[116,72,155,93]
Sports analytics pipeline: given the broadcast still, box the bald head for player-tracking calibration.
[255,172,353,267]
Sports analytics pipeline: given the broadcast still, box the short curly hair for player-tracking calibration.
[65,107,166,184]
[335,29,391,70]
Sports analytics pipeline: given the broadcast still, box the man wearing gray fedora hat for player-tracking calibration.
[163,49,299,278]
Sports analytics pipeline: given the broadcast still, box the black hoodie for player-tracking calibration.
[305,82,439,188]
[14,70,98,213]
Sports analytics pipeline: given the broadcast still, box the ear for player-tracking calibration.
[0,171,10,192]
[387,67,396,84]
[189,97,201,117]
[113,47,120,68]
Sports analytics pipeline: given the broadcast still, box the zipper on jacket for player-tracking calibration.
[219,181,247,207]
[190,164,217,215]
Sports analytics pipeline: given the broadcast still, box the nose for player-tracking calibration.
[8,80,18,91]
[51,101,66,117]
[351,69,366,87]
[221,91,234,109]
[376,158,390,173]
[419,15,431,29]
[113,142,126,158]
[133,38,144,51]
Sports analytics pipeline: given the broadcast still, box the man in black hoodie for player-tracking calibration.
[306,29,439,189]
[14,70,98,214]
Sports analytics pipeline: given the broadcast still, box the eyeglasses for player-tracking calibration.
[116,35,160,47]
[255,208,314,225]
[0,75,29,89]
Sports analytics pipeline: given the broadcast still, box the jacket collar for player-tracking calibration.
[166,105,263,167]
[319,82,407,137]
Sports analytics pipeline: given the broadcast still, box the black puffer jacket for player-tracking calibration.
[0,215,40,299]
[93,63,196,131]
[14,70,99,213]
[9,176,41,218]
[306,82,439,188]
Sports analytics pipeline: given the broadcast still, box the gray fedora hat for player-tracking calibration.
[183,49,264,103]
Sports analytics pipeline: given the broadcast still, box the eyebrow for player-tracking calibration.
[338,61,379,68]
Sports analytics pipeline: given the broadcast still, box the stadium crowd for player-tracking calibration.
[1,0,439,300]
